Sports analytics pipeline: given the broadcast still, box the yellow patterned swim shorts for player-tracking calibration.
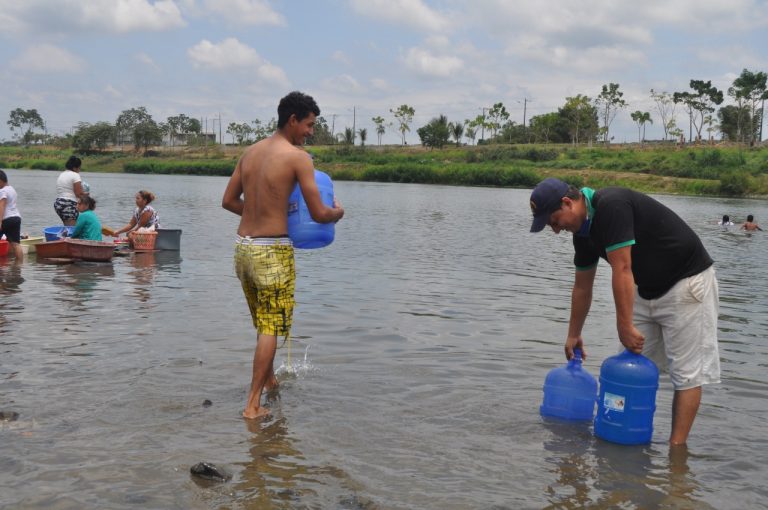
[234,236,295,339]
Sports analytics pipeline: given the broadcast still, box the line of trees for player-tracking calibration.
[6,69,767,151]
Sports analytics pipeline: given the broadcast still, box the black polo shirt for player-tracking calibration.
[573,187,713,299]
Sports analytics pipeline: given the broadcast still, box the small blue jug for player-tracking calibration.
[540,348,598,421]
[287,169,335,249]
[594,349,659,445]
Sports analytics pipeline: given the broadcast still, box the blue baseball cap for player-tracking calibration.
[529,178,569,232]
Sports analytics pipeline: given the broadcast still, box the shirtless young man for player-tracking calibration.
[222,91,344,419]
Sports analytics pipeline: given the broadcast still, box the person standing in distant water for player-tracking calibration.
[0,170,24,260]
[54,155,86,226]
[718,215,734,230]
[741,215,763,231]
[222,91,344,420]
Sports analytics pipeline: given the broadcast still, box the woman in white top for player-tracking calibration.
[54,155,85,226]
[0,170,24,260]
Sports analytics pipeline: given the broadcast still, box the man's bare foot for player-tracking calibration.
[242,406,271,420]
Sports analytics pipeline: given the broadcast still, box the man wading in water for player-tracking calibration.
[222,91,344,419]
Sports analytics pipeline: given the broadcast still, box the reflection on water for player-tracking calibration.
[542,420,710,510]
[1,173,768,509]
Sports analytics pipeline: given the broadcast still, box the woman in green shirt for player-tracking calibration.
[70,195,102,241]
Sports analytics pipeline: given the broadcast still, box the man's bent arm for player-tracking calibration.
[222,161,244,216]
[606,246,644,353]
[296,157,344,223]
[566,266,596,359]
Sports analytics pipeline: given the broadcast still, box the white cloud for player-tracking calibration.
[332,50,351,65]
[135,52,160,71]
[201,0,284,26]
[10,44,86,73]
[321,74,363,94]
[349,0,451,32]
[0,0,185,35]
[404,47,463,78]
[187,38,288,84]
[371,78,389,91]
[105,85,123,98]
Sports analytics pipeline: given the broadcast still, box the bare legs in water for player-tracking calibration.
[243,333,280,420]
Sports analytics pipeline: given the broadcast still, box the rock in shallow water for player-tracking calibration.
[190,462,231,482]
[0,411,20,422]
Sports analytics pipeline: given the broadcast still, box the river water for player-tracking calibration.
[1,169,767,509]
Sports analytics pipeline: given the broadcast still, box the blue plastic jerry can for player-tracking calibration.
[594,349,659,445]
[287,169,335,249]
[540,348,598,421]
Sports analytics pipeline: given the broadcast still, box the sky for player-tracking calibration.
[1,0,767,145]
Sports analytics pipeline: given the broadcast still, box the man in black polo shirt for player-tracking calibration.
[529,178,720,446]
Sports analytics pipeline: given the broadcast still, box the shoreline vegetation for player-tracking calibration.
[1,143,767,197]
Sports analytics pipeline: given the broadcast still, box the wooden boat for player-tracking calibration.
[35,240,70,259]
[64,239,114,262]
[35,239,114,262]
[21,236,45,254]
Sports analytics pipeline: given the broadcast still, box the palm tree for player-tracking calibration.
[358,128,367,146]
[449,121,464,147]
[630,111,653,144]
[465,126,477,145]
[343,127,354,145]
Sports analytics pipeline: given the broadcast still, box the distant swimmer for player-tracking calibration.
[741,215,763,231]
[718,215,734,230]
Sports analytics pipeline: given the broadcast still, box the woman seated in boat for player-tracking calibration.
[112,190,160,239]
[69,195,102,241]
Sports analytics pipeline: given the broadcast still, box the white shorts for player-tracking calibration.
[633,265,721,390]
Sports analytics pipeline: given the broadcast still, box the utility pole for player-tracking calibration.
[522,98,528,128]
[331,114,337,142]
[218,113,222,145]
[352,106,356,145]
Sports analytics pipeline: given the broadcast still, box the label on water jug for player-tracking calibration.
[603,392,626,412]
[288,201,298,213]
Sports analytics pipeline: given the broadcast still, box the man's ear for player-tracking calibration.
[561,196,573,209]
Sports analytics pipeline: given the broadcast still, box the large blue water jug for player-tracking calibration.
[540,349,598,421]
[287,169,335,249]
[594,349,659,445]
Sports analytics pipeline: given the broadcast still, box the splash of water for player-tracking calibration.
[275,345,314,378]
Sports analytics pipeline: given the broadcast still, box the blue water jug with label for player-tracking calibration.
[540,348,598,421]
[287,169,335,249]
[594,349,659,445]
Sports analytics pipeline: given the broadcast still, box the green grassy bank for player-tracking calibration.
[2,143,767,197]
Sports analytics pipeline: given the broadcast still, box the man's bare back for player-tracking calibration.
[235,136,311,237]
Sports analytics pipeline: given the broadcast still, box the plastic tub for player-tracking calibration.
[43,226,76,241]
[155,229,182,250]
[0,239,8,256]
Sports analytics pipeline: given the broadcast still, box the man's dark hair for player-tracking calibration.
[277,91,320,129]
[747,214,755,222]
[0,170,7,183]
